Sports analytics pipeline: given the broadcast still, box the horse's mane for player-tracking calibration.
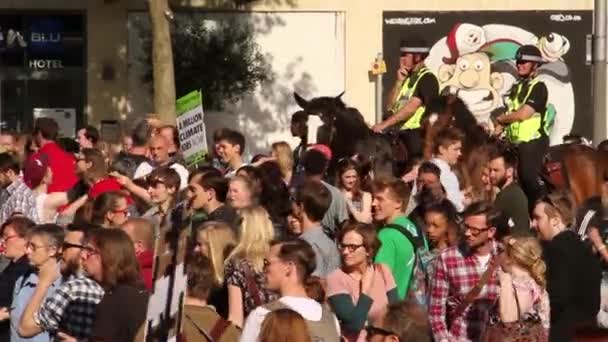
[428,95,492,151]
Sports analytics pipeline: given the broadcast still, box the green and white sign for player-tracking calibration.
[176,90,207,166]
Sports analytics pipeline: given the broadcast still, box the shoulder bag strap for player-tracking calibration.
[453,257,497,318]
[209,318,232,342]
[512,283,522,323]
[184,313,214,342]
[243,261,263,307]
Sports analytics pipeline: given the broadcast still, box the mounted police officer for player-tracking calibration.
[372,37,439,159]
[495,45,550,206]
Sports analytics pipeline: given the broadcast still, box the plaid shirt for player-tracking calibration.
[429,242,500,342]
[35,273,105,341]
[0,179,39,224]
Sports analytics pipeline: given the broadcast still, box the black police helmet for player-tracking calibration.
[400,37,430,54]
[515,45,544,64]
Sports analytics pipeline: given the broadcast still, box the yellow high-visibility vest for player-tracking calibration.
[391,67,435,130]
[505,79,546,144]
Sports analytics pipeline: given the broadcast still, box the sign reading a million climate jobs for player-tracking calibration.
[176,90,208,166]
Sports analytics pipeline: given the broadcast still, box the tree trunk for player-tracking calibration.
[148,0,176,124]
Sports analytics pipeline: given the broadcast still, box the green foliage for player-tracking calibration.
[139,14,270,110]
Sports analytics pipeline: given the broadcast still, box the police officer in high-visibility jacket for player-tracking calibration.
[495,45,549,206]
[372,37,439,159]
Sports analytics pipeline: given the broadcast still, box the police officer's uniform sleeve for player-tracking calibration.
[413,73,439,106]
[525,82,548,113]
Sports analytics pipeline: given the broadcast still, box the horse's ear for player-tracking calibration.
[335,91,345,100]
[294,92,309,109]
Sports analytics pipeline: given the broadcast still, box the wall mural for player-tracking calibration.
[383,11,592,145]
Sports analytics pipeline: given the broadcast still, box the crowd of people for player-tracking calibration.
[0,40,607,342]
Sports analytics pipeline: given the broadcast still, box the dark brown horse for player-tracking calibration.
[293,92,407,179]
[423,95,607,207]
[544,143,608,206]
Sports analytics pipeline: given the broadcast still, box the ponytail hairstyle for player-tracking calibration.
[270,239,325,302]
[505,237,546,288]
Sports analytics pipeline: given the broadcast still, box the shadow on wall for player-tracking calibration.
[127,7,345,156]
[204,53,316,154]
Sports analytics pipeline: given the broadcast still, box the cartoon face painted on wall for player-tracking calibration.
[438,52,504,120]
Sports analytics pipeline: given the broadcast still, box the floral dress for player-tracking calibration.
[224,258,278,317]
[511,276,551,332]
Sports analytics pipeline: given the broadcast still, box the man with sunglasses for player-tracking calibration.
[18,223,104,342]
[495,45,550,206]
[531,191,601,341]
[10,224,64,342]
[372,37,439,159]
[429,201,500,342]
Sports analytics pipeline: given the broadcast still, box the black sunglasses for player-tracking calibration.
[62,242,87,250]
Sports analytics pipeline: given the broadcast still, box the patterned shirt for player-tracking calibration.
[35,273,104,341]
[429,242,500,342]
[0,179,39,224]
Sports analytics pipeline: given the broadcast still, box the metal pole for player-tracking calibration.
[593,0,607,144]
[375,53,384,124]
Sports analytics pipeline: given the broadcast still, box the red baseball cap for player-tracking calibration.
[23,154,49,189]
[308,144,332,161]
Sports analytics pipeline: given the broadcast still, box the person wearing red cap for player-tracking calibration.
[308,144,333,161]
[23,155,72,224]
[29,118,78,193]
[372,37,439,159]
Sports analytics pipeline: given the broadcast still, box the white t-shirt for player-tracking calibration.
[476,254,491,270]
[431,157,464,212]
[239,296,341,342]
[134,161,189,190]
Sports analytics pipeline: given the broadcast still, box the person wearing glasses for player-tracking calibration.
[291,180,340,278]
[10,224,64,342]
[88,191,131,229]
[531,191,601,341]
[326,222,398,341]
[429,201,501,342]
[0,217,36,342]
[83,229,148,342]
[18,223,104,341]
[240,239,340,341]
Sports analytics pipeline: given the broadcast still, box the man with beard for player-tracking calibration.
[0,153,39,224]
[18,223,105,341]
[488,145,530,236]
[429,201,500,342]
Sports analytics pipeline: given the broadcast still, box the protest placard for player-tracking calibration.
[176,90,208,166]
[142,204,190,342]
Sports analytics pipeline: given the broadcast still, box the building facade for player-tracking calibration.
[0,0,594,152]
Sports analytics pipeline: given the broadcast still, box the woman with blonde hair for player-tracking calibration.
[259,308,312,342]
[487,237,550,340]
[193,221,237,319]
[225,206,278,327]
[271,142,294,185]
